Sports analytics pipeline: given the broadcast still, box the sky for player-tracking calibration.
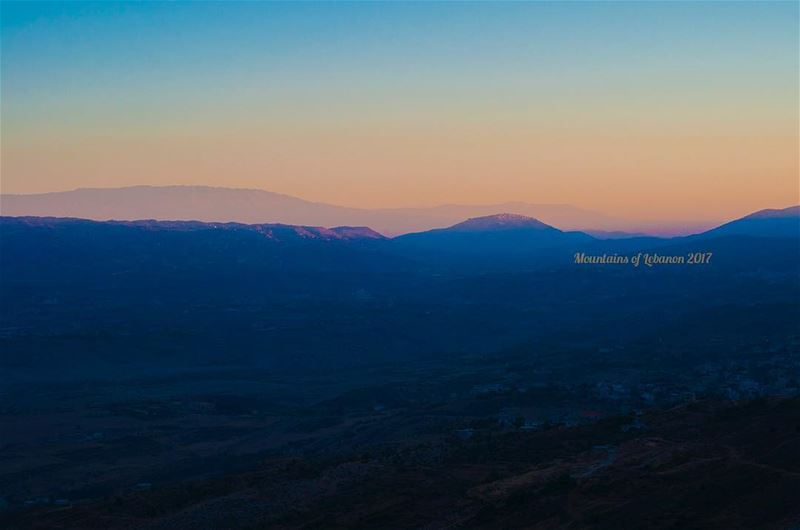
[1,1,798,225]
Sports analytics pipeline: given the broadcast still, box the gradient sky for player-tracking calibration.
[2,1,798,224]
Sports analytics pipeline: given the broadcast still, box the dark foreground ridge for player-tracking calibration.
[1,206,799,529]
[3,398,798,529]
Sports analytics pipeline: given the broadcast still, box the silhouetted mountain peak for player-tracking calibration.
[742,205,800,219]
[448,213,558,232]
[329,226,386,240]
[701,205,799,239]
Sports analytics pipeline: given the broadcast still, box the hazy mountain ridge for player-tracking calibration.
[0,186,628,236]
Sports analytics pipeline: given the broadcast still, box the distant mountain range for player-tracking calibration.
[4,216,385,243]
[2,205,798,248]
[2,206,796,276]
[0,185,642,236]
[1,205,797,377]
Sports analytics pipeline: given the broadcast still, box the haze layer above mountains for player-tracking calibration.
[1,185,712,237]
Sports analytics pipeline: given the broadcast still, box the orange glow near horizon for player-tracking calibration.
[4,107,797,225]
[2,2,798,227]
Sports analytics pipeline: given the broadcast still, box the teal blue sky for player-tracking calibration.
[1,1,798,223]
